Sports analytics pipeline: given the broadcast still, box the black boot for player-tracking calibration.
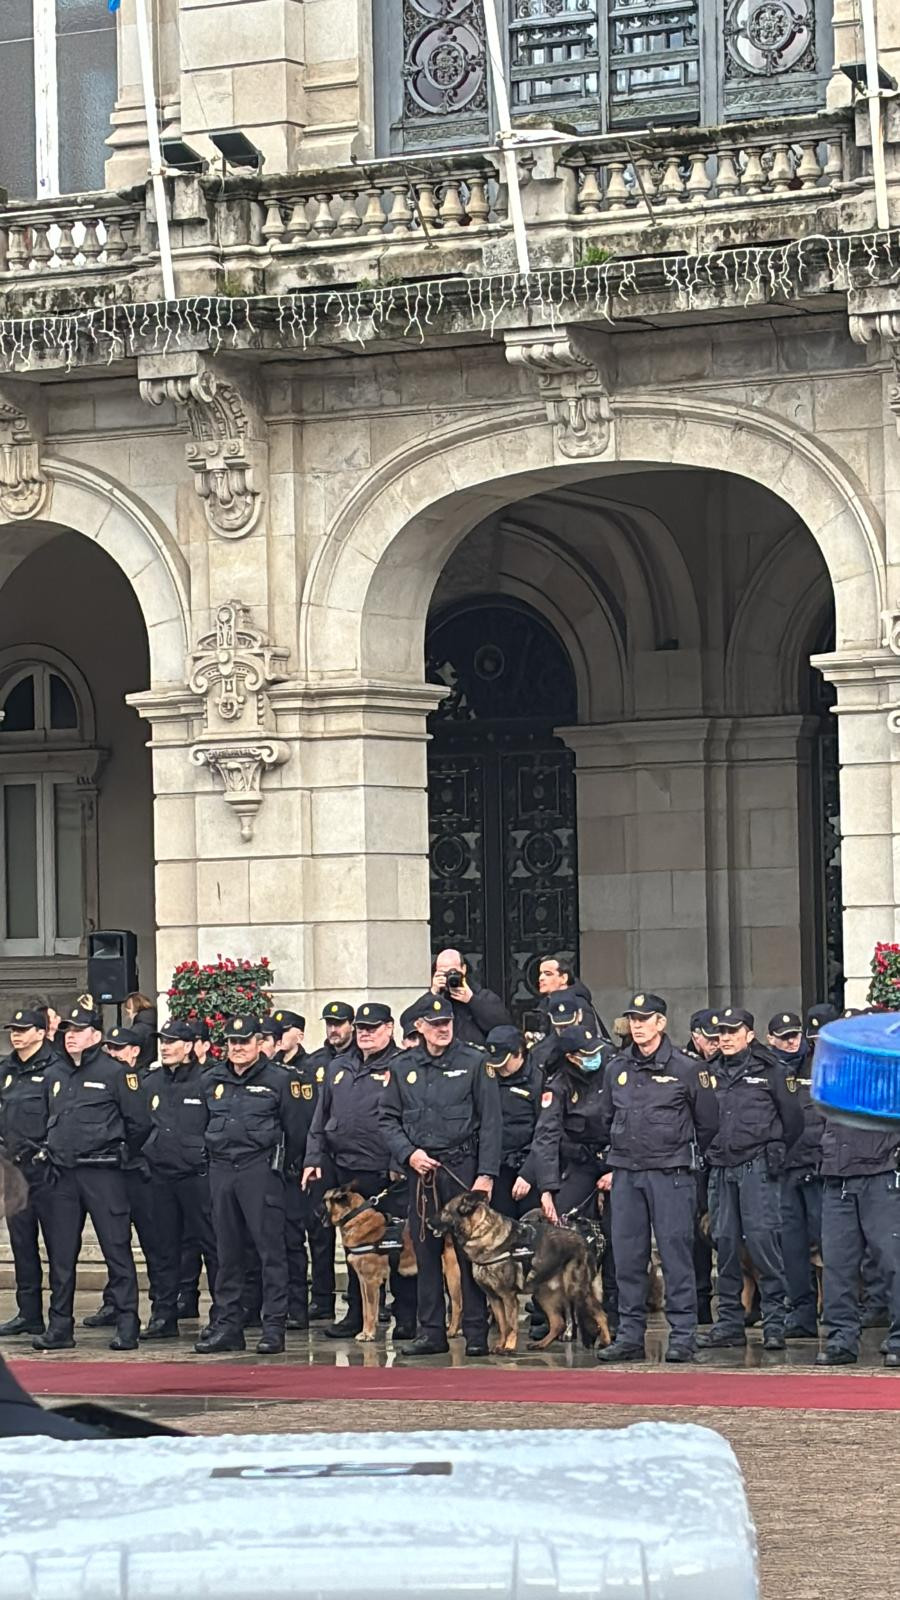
[82,1303,117,1329]
[256,1328,285,1355]
[140,1317,179,1341]
[33,1323,75,1351]
[0,1313,44,1336]
[400,1335,449,1357]
[176,1293,200,1319]
[195,1326,246,1354]
[324,1314,363,1339]
[287,1308,309,1331]
[308,1300,335,1321]
[109,1314,140,1352]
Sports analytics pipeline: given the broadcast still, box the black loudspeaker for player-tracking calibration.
[87,930,138,1005]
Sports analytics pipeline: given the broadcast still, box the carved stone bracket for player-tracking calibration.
[189,599,290,736]
[504,328,612,459]
[848,309,900,437]
[191,740,288,841]
[138,352,267,538]
[0,382,48,520]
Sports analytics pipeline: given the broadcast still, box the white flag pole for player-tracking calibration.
[480,0,531,276]
[132,0,176,300]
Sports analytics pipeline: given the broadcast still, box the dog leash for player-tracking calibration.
[560,1188,603,1225]
[338,1177,407,1227]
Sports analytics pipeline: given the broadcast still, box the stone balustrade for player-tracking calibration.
[0,198,144,277]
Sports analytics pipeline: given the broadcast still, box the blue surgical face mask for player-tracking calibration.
[577,1051,605,1073]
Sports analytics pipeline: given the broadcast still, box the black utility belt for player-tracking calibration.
[433,1141,474,1161]
[209,1151,273,1171]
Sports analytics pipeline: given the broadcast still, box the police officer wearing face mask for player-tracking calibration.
[302,1001,359,1322]
[0,1009,58,1336]
[528,989,600,1081]
[766,1012,823,1340]
[697,1006,804,1352]
[197,1014,312,1357]
[595,993,718,1365]
[483,1026,542,1220]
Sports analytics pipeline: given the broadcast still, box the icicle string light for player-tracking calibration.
[0,230,897,372]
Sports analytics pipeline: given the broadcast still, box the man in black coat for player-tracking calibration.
[430,948,511,1047]
[0,1008,59,1336]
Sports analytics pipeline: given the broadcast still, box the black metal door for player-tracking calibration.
[426,599,580,1015]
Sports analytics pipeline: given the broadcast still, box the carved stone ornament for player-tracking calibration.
[0,384,48,520]
[189,599,290,736]
[191,741,288,841]
[504,328,612,459]
[138,353,266,537]
[848,310,900,437]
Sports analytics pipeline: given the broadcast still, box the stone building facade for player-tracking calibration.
[0,0,899,1033]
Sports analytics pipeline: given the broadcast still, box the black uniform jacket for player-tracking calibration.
[497,1058,543,1162]
[379,1037,502,1176]
[203,1056,311,1168]
[776,1046,825,1172]
[0,1043,56,1163]
[448,985,512,1048]
[820,1117,900,1178]
[305,1044,400,1172]
[44,1045,149,1168]
[142,1058,210,1177]
[530,1063,609,1193]
[706,1042,804,1168]
[597,1035,719,1171]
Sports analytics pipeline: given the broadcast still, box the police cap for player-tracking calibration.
[190,1019,211,1043]
[5,1008,45,1030]
[273,1009,305,1032]
[547,989,582,1026]
[260,1015,285,1039]
[806,1003,839,1039]
[223,1015,261,1038]
[622,992,667,1019]
[63,1002,101,1030]
[354,1002,393,1027]
[690,1008,718,1038]
[103,1025,142,1047]
[768,1011,803,1039]
[556,1024,599,1056]
[418,995,453,1024]
[159,1019,195,1043]
[399,1004,422,1040]
[485,1025,523,1067]
[322,1001,354,1023]
[712,1006,754,1032]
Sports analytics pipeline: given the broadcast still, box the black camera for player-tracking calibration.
[445,970,464,991]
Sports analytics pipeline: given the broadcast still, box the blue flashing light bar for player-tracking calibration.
[813,1012,900,1124]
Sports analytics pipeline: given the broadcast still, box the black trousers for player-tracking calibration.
[335,1166,417,1329]
[6,1166,54,1323]
[780,1168,823,1331]
[822,1174,900,1355]
[611,1169,697,1348]
[149,1170,218,1324]
[491,1164,534,1221]
[709,1158,787,1338]
[693,1168,713,1312]
[44,1166,138,1330]
[557,1159,618,1323]
[409,1156,487,1345]
[209,1157,288,1335]
[99,1168,161,1313]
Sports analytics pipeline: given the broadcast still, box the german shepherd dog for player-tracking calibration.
[438,1193,611,1354]
[324,1185,463,1341]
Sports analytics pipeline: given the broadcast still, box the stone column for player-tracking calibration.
[813,646,900,1007]
[178,0,306,171]
[560,716,817,1036]
[105,0,181,189]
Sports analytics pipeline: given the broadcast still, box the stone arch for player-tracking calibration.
[303,395,883,684]
[0,458,190,684]
[724,526,834,715]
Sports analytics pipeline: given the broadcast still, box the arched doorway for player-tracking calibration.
[426,597,579,1011]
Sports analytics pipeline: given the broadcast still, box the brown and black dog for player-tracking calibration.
[438,1193,611,1354]
[324,1184,463,1340]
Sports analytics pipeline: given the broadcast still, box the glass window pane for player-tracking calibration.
[49,673,78,729]
[1,674,35,732]
[56,21,117,192]
[0,37,36,197]
[4,785,38,939]
[54,785,82,939]
[0,0,33,44]
[56,0,115,33]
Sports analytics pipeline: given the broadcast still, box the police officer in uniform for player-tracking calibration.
[102,1023,162,1325]
[140,1018,219,1340]
[0,1009,58,1335]
[197,1014,311,1356]
[268,1009,322,1331]
[684,1010,720,1062]
[697,1006,804,1351]
[190,1021,213,1069]
[816,1114,900,1366]
[34,1001,148,1352]
[681,1009,719,1323]
[594,993,718,1364]
[765,1012,823,1339]
[274,1010,307,1068]
[303,1001,417,1340]
[529,989,594,1080]
[302,1001,358,1321]
[483,1025,542,1220]
[379,993,502,1357]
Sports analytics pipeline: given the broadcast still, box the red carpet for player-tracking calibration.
[10,1359,900,1411]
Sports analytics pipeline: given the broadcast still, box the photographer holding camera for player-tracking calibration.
[430,948,511,1047]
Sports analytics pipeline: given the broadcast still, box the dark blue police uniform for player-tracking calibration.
[0,1029,58,1333]
[484,1027,542,1219]
[768,1015,823,1337]
[817,1118,900,1363]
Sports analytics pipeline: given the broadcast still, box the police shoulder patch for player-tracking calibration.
[125,1073,139,1092]
[316,1066,325,1083]
[406,1070,417,1084]
[786,1074,798,1094]
[570,1090,580,1105]
[484,1062,496,1079]
[214,1082,225,1099]
[301,1083,313,1100]
[698,1070,710,1089]
[290,1080,301,1099]
[541,1090,553,1108]
[617,1071,628,1086]
[151,1093,160,1111]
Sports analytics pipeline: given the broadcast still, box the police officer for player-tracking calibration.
[302,1001,358,1321]
[197,1014,311,1356]
[274,1010,307,1068]
[140,1018,219,1340]
[175,1019,216,1320]
[697,1006,804,1351]
[765,1012,823,1339]
[430,949,511,1047]
[681,1008,719,1322]
[529,989,592,1080]
[259,1016,283,1059]
[684,1010,720,1062]
[530,1021,618,1332]
[815,1112,900,1366]
[0,1008,58,1335]
[483,1025,542,1220]
[191,1021,213,1069]
[34,1001,148,1352]
[379,993,502,1357]
[268,1009,323,1331]
[102,1023,162,1325]
[594,993,718,1364]
[303,1001,417,1341]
